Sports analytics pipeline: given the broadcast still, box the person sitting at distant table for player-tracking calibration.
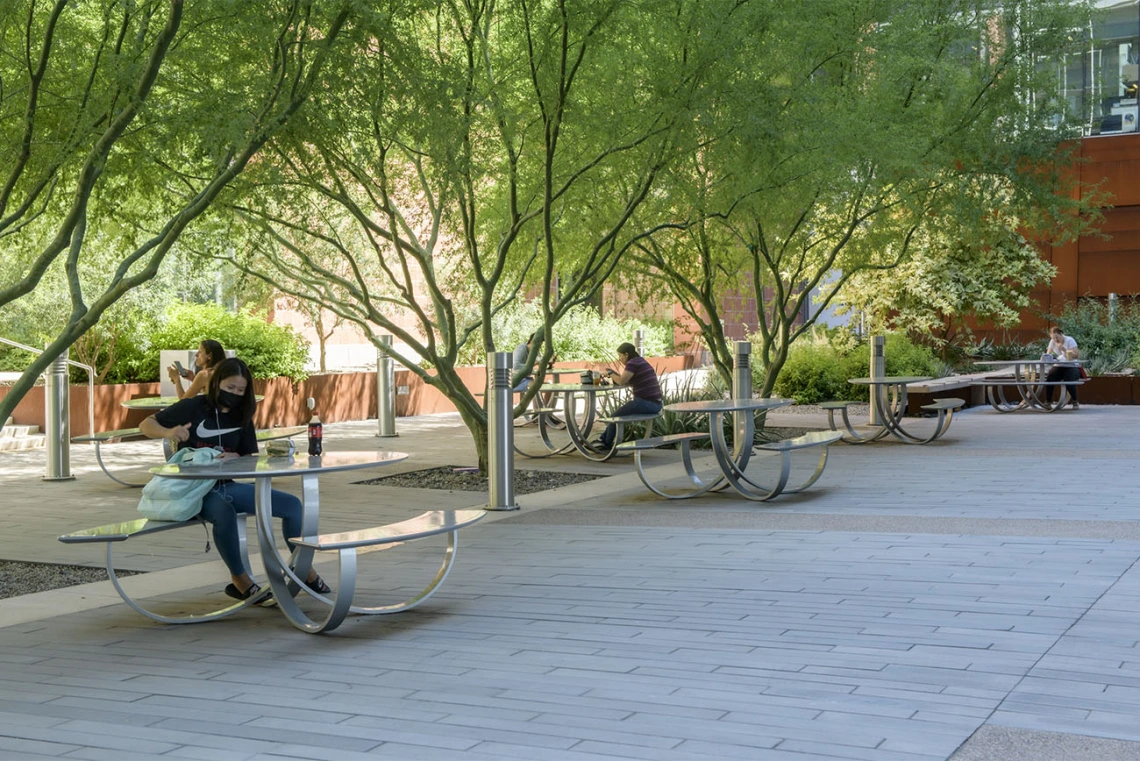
[590,342,662,451]
[1043,326,1081,410]
[169,339,225,399]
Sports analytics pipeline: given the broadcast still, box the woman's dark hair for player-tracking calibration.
[199,339,226,369]
[207,358,256,424]
[617,342,639,359]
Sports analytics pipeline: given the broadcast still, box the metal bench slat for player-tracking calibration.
[291,509,485,551]
[59,517,200,543]
[922,398,965,411]
[819,401,857,409]
[615,431,710,451]
[72,427,145,443]
[756,430,843,451]
[597,412,661,424]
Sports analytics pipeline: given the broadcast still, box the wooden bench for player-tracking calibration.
[58,515,260,624]
[286,509,485,633]
[74,426,307,487]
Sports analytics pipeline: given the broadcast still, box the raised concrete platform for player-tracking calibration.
[1,408,1140,759]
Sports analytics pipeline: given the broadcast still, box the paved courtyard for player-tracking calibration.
[1,405,1139,760]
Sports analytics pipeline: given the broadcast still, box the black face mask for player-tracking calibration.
[217,390,244,410]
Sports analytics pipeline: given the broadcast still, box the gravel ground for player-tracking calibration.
[0,561,140,600]
[357,467,603,494]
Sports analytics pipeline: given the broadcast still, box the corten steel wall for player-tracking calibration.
[0,355,699,434]
[972,133,1140,344]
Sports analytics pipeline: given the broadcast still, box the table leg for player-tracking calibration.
[514,391,582,458]
[256,475,338,634]
[708,412,784,501]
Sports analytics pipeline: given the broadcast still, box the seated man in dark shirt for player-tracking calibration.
[592,342,663,451]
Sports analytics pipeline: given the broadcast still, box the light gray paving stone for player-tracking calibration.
[163,746,259,761]
[0,724,177,755]
[342,713,580,751]
[0,736,80,757]
[776,738,944,760]
[153,716,383,753]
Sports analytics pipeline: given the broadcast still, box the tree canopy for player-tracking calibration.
[219,0,741,468]
[624,0,1102,392]
[0,0,356,422]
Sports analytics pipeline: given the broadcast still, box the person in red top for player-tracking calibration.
[592,342,663,451]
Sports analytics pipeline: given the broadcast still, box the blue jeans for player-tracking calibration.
[599,397,663,447]
[199,481,303,577]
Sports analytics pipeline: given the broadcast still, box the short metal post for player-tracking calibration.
[43,348,74,481]
[1109,293,1118,324]
[375,336,398,438]
[732,341,752,457]
[870,335,885,425]
[485,352,519,511]
[633,328,645,357]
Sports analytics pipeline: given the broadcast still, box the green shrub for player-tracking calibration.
[461,300,673,366]
[1050,297,1140,375]
[771,331,941,403]
[147,303,309,382]
[770,339,850,404]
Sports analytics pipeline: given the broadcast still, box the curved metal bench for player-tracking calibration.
[286,509,485,634]
[914,398,965,441]
[58,516,261,624]
[616,431,715,499]
[581,412,661,462]
[746,430,845,497]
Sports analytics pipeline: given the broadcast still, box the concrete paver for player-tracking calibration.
[0,406,1139,759]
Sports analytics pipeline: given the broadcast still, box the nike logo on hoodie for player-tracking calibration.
[196,421,242,439]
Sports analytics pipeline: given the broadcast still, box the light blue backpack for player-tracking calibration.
[137,447,222,522]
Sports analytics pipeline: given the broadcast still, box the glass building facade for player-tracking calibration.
[1061,0,1140,136]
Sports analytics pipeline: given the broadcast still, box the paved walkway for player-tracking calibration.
[2,406,1140,760]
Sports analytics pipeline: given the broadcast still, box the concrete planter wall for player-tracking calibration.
[0,354,699,435]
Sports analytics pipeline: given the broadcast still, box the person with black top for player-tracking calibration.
[139,357,330,606]
[591,342,663,451]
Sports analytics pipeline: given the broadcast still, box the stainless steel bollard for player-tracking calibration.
[633,328,645,357]
[43,348,74,481]
[1109,293,1118,324]
[375,336,398,438]
[732,341,753,458]
[485,352,519,511]
[870,335,885,425]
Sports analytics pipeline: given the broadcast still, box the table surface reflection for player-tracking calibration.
[150,450,408,479]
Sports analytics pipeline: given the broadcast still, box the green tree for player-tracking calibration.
[627,0,1103,395]
[0,0,356,422]
[223,0,731,469]
[837,222,1058,356]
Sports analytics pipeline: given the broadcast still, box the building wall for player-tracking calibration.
[987,133,1140,344]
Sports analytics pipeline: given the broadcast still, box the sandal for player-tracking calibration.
[225,582,276,608]
[303,574,331,595]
